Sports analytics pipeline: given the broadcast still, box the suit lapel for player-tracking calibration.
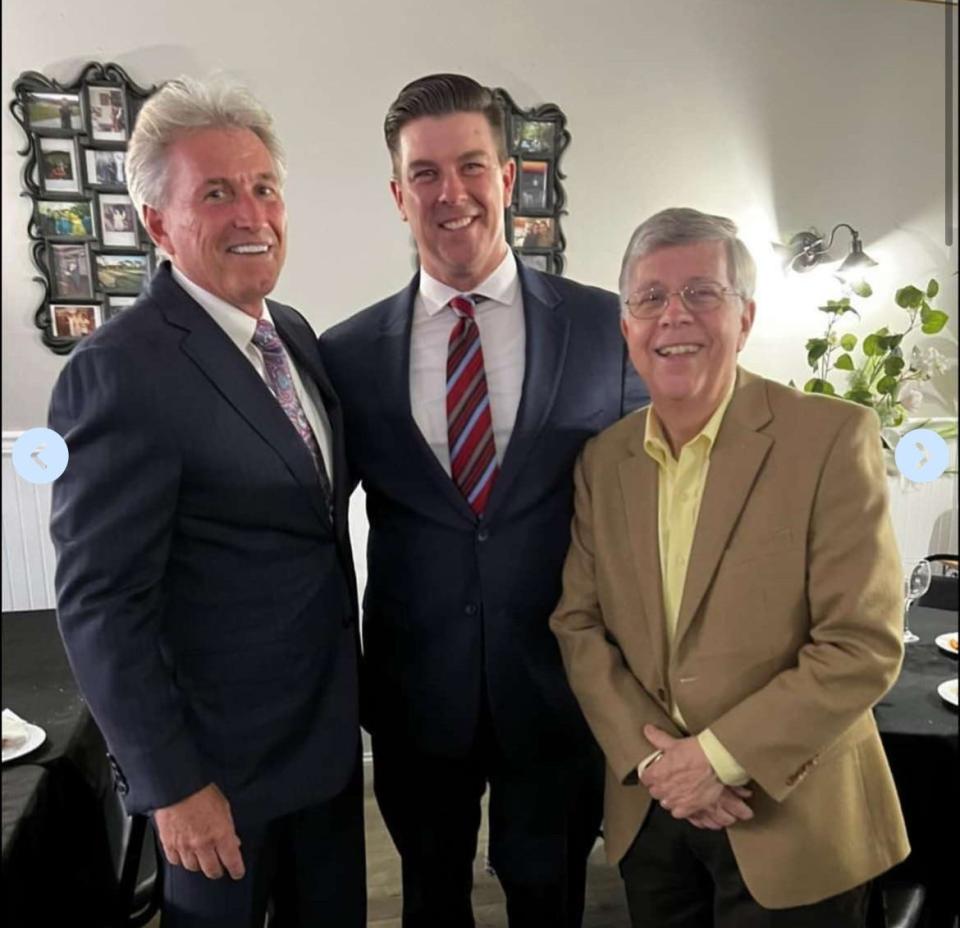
[619,411,670,668]
[376,276,476,521]
[485,264,570,520]
[674,372,774,646]
[152,267,329,524]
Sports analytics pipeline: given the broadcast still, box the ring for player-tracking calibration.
[650,750,665,765]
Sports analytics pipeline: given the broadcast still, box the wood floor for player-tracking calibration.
[148,770,631,926]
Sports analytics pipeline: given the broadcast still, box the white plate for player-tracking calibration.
[937,678,958,708]
[935,633,959,657]
[2,721,46,764]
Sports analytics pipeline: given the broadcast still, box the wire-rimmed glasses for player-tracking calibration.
[902,558,932,644]
[624,283,745,319]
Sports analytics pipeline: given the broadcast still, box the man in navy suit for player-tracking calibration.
[320,73,647,927]
[49,77,365,927]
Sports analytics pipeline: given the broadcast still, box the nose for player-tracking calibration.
[658,292,693,325]
[232,190,269,229]
[438,169,468,204]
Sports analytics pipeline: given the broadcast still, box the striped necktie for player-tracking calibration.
[446,294,498,516]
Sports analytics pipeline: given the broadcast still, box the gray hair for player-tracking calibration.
[126,76,286,219]
[618,207,756,313]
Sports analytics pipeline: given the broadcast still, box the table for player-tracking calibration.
[2,609,118,927]
[874,605,958,928]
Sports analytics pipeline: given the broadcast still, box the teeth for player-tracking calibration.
[228,244,269,254]
[441,217,474,230]
[657,344,700,356]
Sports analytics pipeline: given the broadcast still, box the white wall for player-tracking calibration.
[3,0,957,432]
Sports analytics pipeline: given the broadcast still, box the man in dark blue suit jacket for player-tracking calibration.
[320,74,646,928]
[49,78,364,927]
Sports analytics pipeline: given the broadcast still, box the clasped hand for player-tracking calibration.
[640,725,753,830]
[153,782,245,880]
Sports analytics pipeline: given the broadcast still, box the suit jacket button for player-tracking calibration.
[477,528,490,542]
[464,603,478,616]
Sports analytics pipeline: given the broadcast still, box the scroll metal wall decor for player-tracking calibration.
[494,88,570,276]
[10,62,158,354]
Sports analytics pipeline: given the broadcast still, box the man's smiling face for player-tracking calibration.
[390,111,515,291]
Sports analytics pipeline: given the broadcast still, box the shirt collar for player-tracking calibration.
[171,264,273,351]
[643,380,736,467]
[418,249,519,317]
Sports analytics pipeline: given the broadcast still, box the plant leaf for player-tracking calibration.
[834,353,855,371]
[921,310,948,334]
[840,333,857,351]
[850,280,873,298]
[926,279,939,299]
[862,334,881,356]
[806,340,829,367]
[895,285,924,309]
[844,388,874,406]
[877,376,899,396]
[884,356,905,376]
[804,378,836,395]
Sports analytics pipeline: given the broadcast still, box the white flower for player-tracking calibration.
[910,345,949,378]
[899,383,924,412]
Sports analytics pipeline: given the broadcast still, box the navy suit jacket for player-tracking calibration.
[49,264,360,825]
[319,260,647,761]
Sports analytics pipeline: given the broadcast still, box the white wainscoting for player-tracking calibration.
[2,433,58,612]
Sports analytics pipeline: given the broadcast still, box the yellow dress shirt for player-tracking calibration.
[642,385,749,786]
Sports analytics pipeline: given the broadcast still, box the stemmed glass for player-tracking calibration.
[902,559,932,644]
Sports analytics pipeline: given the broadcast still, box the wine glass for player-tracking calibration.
[902,559,932,644]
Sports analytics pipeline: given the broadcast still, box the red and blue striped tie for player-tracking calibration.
[446,295,498,516]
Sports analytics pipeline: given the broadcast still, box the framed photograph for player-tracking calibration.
[36,137,82,195]
[48,243,93,299]
[511,119,556,157]
[519,253,550,273]
[24,91,83,133]
[105,294,137,317]
[50,302,102,338]
[517,160,550,212]
[95,192,138,248]
[36,199,95,239]
[86,84,129,142]
[83,147,126,189]
[512,216,556,249]
[94,252,151,294]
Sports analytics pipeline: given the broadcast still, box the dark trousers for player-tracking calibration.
[372,709,603,928]
[620,803,870,928]
[158,761,366,928]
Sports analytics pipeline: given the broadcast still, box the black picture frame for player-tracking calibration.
[35,135,82,195]
[94,191,139,249]
[85,82,130,143]
[11,62,157,352]
[47,242,94,300]
[105,294,137,318]
[494,88,569,276]
[81,145,127,190]
[94,251,153,295]
[49,301,104,339]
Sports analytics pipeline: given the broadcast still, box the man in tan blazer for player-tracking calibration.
[550,207,909,926]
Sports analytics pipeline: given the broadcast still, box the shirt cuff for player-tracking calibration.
[636,748,664,782]
[698,728,750,786]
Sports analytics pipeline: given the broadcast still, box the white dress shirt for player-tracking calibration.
[172,266,334,483]
[410,250,526,475]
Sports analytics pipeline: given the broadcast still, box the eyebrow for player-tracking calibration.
[201,172,279,187]
[406,150,492,172]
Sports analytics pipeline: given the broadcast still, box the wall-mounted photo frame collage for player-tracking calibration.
[493,89,570,277]
[11,62,157,354]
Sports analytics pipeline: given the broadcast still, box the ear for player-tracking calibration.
[389,178,408,222]
[500,157,517,204]
[142,204,172,255]
[620,316,629,341]
[736,299,756,352]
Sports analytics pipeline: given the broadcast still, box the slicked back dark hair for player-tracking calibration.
[384,73,508,175]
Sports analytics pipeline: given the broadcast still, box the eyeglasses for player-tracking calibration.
[624,283,744,319]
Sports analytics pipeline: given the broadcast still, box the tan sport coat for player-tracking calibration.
[550,368,909,908]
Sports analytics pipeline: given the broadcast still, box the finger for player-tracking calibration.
[163,845,182,868]
[709,806,737,827]
[719,797,754,821]
[180,850,201,872]
[195,846,225,880]
[643,725,675,750]
[219,839,246,881]
[730,786,753,799]
[691,812,723,830]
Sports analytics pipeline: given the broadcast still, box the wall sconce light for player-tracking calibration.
[773,223,878,279]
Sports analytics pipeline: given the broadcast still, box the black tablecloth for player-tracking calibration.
[2,609,117,927]
[875,605,958,928]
